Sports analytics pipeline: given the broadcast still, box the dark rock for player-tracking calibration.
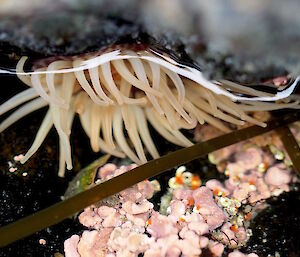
[242,184,300,257]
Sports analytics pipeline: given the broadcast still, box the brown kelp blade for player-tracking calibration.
[276,126,300,174]
[0,111,300,247]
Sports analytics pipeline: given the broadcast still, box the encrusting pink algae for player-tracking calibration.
[64,122,299,257]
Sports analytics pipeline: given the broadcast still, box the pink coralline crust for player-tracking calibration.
[173,188,193,201]
[64,235,80,257]
[108,227,153,255]
[79,206,102,229]
[147,212,178,238]
[102,212,122,228]
[67,163,228,257]
[188,221,209,235]
[122,199,153,215]
[265,165,291,186]
[77,230,111,257]
[234,147,263,170]
[98,163,117,179]
[169,200,186,218]
[206,179,230,196]
[207,136,295,204]
[193,187,227,230]
[208,241,225,257]
[65,161,255,257]
[228,250,259,257]
[232,182,254,202]
[220,223,236,245]
[219,223,247,248]
[143,249,161,257]
[98,206,116,218]
[126,212,149,227]
[65,144,297,257]
[199,236,209,248]
[179,238,202,256]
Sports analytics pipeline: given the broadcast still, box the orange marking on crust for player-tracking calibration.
[192,175,200,182]
[191,183,200,190]
[187,197,195,206]
[191,175,201,189]
[244,213,252,220]
[175,175,183,185]
[213,189,220,196]
[233,176,240,182]
[230,225,238,233]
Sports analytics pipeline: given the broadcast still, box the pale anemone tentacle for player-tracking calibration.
[144,61,164,115]
[126,105,147,163]
[50,100,72,170]
[31,72,61,106]
[0,88,38,116]
[119,78,132,131]
[0,97,48,133]
[77,96,125,158]
[148,107,193,147]
[73,59,110,106]
[46,60,73,105]
[118,77,147,162]
[239,100,300,111]
[60,73,76,134]
[219,80,274,97]
[16,56,32,86]
[134,106,160,159]
[88,67,114,105]
[145,107,184,146]
[20,110,53,164]
[185,89,244,126]
[124,51,164,115]
[0,48,299,175]
[90,101,102,152]
[100,62,125,105]
[159,72,195,125]
[58,105,76,177]
[102,106,116,150]
[185,95,232,133]
[50,73,76,173]
[113,108,141,164]
[161,67,185,105]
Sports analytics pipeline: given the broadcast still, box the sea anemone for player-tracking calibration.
[0,45,299,176]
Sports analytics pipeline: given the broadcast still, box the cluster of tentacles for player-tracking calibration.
[0,48,299,176]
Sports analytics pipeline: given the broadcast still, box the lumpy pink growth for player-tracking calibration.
[234,147,263,170]
[147,212,178,238]
[64,235,80,257]
[173,188,193,200]
[77,230,110,257]
[206,179,230,196]
[170,200,186,218]
[64,159,293,257]
[98,163,117,179]
[122,199,153,214]
[193,187,227,230]
[79,207,102,229]
[208,241,224,257]
[228,250,259,257]
[265,165,291,186]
